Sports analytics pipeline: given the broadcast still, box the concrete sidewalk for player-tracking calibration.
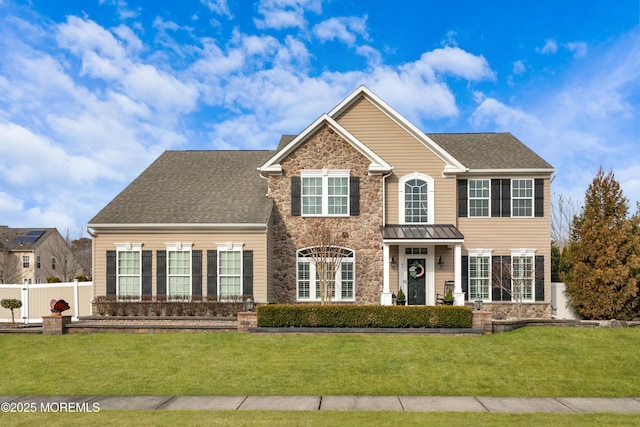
[2,395,640,413]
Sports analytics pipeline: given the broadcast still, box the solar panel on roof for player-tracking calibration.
[11,230,45,244]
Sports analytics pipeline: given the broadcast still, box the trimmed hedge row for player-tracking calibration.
[91,295,247,317]
[257,304,472,328]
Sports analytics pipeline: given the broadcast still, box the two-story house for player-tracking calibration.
[0,226,85,284]
[88,86,555,317]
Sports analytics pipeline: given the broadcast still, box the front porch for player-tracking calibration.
[380,224,465,307]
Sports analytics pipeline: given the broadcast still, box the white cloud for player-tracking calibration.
[538,39,558,54]
[254,0,322,30]
[470,97,541,129]
[566,41,588,58]
[356,45,382,66]
[417,46,496,81]
[313,16,369,46]
[513,60,526,75]
[201,0,233,19]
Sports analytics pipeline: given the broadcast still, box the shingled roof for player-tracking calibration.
[427,133,553,170]
[88,150,275,226]
[279,132,552,171]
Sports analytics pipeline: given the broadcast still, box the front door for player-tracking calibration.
[407,258,426,305]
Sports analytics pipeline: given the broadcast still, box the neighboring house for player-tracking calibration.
[88,86,555,316]
[0,226,85,284]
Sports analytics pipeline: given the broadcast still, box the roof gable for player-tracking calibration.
[329,86,467,174]
[259,113,392,176]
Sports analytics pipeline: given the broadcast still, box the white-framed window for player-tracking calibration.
[399,173,434,224]
[511,249,535,301]
[36,256,41,269]
[301,169,350,216]
[51,257,56,270]
[469,179,490,217]
[468,249,492,301]
[166,242,192,299]
[512,179,533,217]
[116,243,142,298]
[218,242,243,298]
[22,255,29,268]
[296,247,355,301]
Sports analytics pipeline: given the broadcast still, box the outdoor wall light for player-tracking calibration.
[474,298,483,311]
[437,256,444,268]
[245,297,254,312]
[390,256,397,270]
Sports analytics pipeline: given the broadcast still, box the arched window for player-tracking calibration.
[296,246,355,302]
[399,173,434,224]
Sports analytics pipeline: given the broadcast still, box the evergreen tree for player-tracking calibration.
[563,168,640,320]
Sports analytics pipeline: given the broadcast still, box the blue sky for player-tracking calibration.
[0,0,638,236]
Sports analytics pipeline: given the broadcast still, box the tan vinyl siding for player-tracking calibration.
[93,231,269,302]
[459,178,552,301]
[336,97,456,224]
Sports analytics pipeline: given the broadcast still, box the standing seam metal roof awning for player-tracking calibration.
[381,224,464,241]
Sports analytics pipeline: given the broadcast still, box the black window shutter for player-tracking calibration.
[491,256,503,301]
[142,250,152,297]
[534,179,544,217]
[491,179,501,217]
[457,179,468,217]
[243,250,253,297]
[207,250,217,298]
[192,250,202,297]
[535,255,544,301]
[501,256,512,301]
[291,176,301,216]
[349,176,360,216]
[106,251,116,295]
[156,251,166,296]
[461,255,468,300]
[501,179,511,217]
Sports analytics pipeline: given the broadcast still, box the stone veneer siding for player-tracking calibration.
[267,126,384,304]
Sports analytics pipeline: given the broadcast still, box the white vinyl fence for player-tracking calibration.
[550,282,578,319]
[0,280,93,324]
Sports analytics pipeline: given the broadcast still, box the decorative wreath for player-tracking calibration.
[409,261,425,279]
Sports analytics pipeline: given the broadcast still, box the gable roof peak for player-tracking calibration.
[259,113,392,176]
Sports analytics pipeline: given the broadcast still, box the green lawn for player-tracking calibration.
[0,327,638,397]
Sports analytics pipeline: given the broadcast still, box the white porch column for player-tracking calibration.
[381,243,393,305]
[453,242,465,306]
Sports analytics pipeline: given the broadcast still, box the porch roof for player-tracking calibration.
[381,224,464,242]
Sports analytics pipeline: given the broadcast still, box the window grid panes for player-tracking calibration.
[117,250,140,297]
[219,251,241,297]
[469,256,490,300]
[327,177,348,215]
[404,179,428,223]
[297,262,310,299]
[512,256,534,301]
[469,179,490,217]
[296,248,354,301]
[302,177,323,215]
[22,256,29,268]
[341,262,354,299]
[168,251,191,299]
[512,179,533,217]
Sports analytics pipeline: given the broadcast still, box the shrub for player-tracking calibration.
[90,295,249,317]
[257,304,472,328]
[1,298,23,324]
